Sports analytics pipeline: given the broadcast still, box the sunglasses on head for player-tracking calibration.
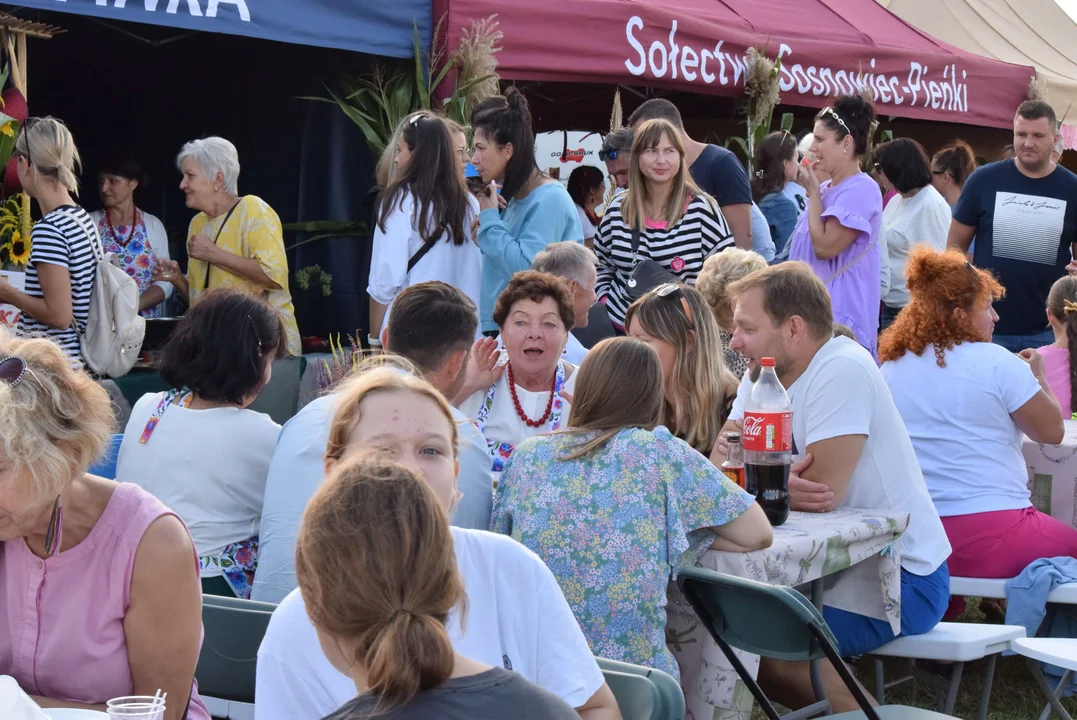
[598,148,619,162]
[820,106,851,136]
[653,283,695,327]
[0,356,33,387]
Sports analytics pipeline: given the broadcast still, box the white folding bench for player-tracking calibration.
[1013,637,1077,720]
[868,577,1077,720]
[867,622,1025,720]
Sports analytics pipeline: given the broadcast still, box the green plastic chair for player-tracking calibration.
[596,657,685,720]
[676,567,957,720]
[195,594,277,704]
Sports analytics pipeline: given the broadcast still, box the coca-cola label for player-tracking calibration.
[742,411,792,452]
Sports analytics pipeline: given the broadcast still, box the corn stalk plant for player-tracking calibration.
[285,16,503,246]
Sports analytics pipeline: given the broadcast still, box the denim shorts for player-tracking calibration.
[822,561,950,657]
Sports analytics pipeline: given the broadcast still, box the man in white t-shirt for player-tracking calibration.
[256,528,613,719]
[718,262,951,713]
[251,282,495,604]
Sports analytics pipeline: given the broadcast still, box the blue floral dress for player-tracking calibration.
[491,426,756,679]
[96,211,161,318]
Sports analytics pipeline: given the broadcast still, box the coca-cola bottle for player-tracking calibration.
[742,357,792,526]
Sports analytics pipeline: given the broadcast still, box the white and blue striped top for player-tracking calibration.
[17,205,97,367]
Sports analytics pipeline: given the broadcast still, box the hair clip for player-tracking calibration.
[1064,299,1077,315]
[248,314,263,347]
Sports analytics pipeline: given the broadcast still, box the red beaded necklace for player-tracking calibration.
[104,206,141,247]
[507,362,556,428]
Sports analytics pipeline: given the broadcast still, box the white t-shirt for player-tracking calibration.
[881,342,1040,517]
[730,337,951,575]
[576,204,597,240]
[459,363,578,455]
[367,190,482,334]
[879,185,951,308]
[115,393,281,568]
[254,527,605,719]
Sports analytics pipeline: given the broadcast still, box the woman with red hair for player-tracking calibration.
[880,248,1072,614]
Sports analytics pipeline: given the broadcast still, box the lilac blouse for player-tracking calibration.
[788,173,883,356]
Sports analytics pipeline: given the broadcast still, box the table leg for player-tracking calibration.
[1026,658,1074,720]
[809,578,831,716]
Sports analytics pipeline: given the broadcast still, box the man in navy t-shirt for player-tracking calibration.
[948,100,1077,353]
[628,98,754,251]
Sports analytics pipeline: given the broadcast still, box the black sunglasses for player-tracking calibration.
[598,148,619,162]
[0,356,30,387]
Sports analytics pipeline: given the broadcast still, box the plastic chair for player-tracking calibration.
[248,355,306,425]
[195,594,277,704]
[88,433,124,479]
[596,657,685,720]
[676,566,957,720]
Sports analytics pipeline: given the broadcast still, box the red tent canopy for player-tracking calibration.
[436,0,1036,128]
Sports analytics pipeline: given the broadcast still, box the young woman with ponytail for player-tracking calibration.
[255,366,620,720]
[1040,275,1077,419]
[297,453,578,719]
[0,117,97,368]
[469,88,583,334]
[930,140,977,207]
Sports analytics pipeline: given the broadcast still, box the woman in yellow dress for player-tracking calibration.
[152,136,301,356]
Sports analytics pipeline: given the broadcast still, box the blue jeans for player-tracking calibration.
[823,561,950,657]
[879,304,902,332]
[992,330,1054,353]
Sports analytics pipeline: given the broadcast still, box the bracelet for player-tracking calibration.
[367,335,382,348]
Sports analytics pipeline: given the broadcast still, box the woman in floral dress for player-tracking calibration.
[492,336,772,677]
[90,158,173,317]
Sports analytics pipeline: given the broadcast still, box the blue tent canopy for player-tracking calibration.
[5,0,430,58]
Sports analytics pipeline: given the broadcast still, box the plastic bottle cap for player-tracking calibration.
[727,433,741,443]
[760,357,776,367]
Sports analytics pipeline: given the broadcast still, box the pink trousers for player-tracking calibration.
[941,506,1077,619]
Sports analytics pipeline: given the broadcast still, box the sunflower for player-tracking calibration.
[7,230,29,265]
[0,121,15,138]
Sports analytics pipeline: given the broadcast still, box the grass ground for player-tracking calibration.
[751,599,1077,719]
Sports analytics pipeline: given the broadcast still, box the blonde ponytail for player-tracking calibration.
[295,453,463,710]
[16,117,82,194]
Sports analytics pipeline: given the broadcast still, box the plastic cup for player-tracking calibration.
[106,696,166,720]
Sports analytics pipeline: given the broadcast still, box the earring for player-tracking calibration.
[44,494,63,557]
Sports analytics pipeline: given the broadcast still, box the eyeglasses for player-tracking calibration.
[653,283,694,327]
[0,356,31,387]
[598,148,619,162]
[820,107,851,136]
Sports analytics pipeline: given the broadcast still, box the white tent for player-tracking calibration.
[879,0,1077,145]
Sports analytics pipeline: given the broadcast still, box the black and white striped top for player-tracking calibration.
[594,193,733,326]
[17,205,97,367]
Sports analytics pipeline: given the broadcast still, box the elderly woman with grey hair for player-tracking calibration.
[152,136,300,355]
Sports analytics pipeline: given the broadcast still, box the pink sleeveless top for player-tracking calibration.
[0,483,210,719]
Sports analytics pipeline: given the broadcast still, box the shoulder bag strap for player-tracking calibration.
[203,199,242,290]
[407,237,437,273]
[61,208,104,337]
[824,236,879,285]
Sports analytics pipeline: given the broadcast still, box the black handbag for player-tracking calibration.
[625,224,677,300]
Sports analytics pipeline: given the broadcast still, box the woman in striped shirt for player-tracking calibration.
[0,117,97,368]
[594,118,734,328]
